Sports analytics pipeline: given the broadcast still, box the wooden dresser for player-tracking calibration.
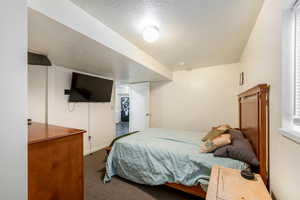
[28,122,86,200]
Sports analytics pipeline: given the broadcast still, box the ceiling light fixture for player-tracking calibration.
[142,26,159,43]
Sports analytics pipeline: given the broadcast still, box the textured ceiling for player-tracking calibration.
[71,0,263,70]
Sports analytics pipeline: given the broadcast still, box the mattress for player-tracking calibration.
[104,128,248,190]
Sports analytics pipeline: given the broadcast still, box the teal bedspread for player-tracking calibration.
[104,128,247,190]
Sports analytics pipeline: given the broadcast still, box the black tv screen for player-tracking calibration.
[69,72,113,102]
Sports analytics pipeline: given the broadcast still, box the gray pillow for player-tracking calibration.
[227,129,244,139]
[214,132,259,167]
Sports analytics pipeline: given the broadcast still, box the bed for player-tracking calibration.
[104,128,248,190]
[104,84,269,198]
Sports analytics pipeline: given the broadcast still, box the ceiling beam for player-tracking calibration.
[28,0,172,80]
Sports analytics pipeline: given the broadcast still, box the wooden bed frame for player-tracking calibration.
[105,84,269,199]
[164,84,270,198]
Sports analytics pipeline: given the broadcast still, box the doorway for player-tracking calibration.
[121,96,129,122]
[115,82,150,137]
[115,85,130,136]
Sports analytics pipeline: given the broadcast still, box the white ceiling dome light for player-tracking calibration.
[142,26,159,43]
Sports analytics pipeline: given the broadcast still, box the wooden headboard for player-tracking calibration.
[238,84,269,185]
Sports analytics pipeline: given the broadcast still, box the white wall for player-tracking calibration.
[0,1,27,200]
[28,66,115,155]
[239,0,300,199]
[28,66,47,123]
[150,63,240,133]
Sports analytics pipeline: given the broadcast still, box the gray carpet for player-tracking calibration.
[85,149,203,200]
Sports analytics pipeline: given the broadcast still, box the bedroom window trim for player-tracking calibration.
[294,5,300,125]
[280,2,300,144]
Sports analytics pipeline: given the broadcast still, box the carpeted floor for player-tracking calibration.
[85,149,203,200]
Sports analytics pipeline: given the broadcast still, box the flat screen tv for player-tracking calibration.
[69,72,113,102]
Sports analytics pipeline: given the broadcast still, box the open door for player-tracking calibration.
[129,82,150,132]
